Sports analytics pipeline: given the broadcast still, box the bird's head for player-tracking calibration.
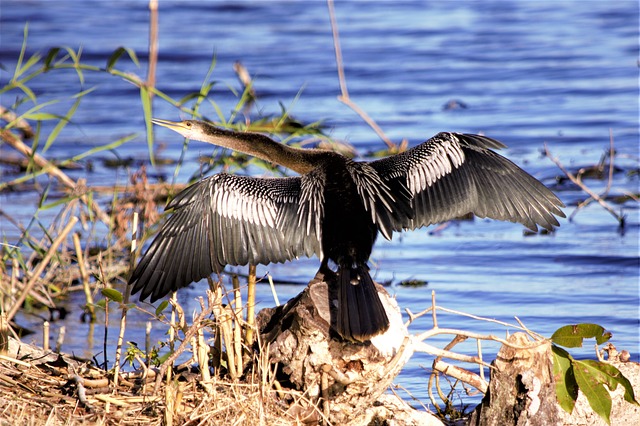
[151,118,206,140]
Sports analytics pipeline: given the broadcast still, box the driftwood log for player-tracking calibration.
[469,332,640,426]
[256,273,443,425]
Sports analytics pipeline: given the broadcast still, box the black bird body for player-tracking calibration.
[129,120,565,341]
[319,161,371,260]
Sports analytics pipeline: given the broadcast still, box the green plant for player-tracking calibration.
[551,323,639,424]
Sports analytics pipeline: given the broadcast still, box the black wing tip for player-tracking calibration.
[128,265,172,303]
[524,202,566,233]
[129,278,152,302]
[129,280,168,303]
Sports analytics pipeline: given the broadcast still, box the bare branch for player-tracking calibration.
[326,0,397,149]
[544,142,624,224]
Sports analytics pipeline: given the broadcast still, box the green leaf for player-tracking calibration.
[43,47,61,69]
[12,80,37,103]
[12,25,43,80]
[106,46,139,71]
[551,323,612,348]
[43,87,96,152]
[573,359,613,424]
[140,85,155,165]
[155,300,169,316]
[177,91,204,105]
[40,194,80,211]
[579,360,639,406]
[15,98,60,122]
[552,345,579,414]
[24,112,60,121]
[63,46,85,85]
[101,288,123,303]
[14,24,33,81]
[156,350,173,365]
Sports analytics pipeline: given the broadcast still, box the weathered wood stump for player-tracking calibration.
[256,273,429,425]
[469,332,640,426]
[469,332,559,425]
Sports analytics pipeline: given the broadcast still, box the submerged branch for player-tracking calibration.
[544,142,624,226]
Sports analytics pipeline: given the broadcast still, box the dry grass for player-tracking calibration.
[0,334,308,426]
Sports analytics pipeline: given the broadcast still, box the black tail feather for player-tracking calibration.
[336,265,390,342]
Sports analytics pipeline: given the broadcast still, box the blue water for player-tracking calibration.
[1,0,638,411]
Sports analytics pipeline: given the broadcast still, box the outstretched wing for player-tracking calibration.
[130,173,321,302]
[370,132,565,232]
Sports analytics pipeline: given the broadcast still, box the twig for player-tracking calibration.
[477,339,485,382]
[165,291,177,385]
[416,327,546,350]
[145,321,152,367]
[73,233,95,322]
[326,0,396,149]
[113,212,137,390]
[0,313,8,354]
[389,384,431,416]
[196,320,211,390]
[409,303,543,337]
[233,61,257,110]
[154,292,216,391]
[232,275,243,377]
[73,374,94,411]
[220,305,238,380]
[514,316,545,341]
[98,253,109,370]
[604,129,615,196]
[245,265,256,350]
[54,326,65,353]
[147,0,158,92]
[544,142,623,224]
[267,274,280,306]
[431,290,437,328]
[431,336,488,394]
[43,321,50,352]
[413,340,493,369]
[0,105,34,138]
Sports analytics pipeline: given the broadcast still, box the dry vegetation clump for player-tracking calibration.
[0,335,308,426]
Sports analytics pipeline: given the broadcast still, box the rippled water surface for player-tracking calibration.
[1,0,638,409]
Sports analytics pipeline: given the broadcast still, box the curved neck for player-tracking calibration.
[198,124,327,174]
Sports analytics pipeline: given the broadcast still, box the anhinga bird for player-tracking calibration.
[129,119,565,342]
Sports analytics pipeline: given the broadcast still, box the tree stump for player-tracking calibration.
[256,273,418,425]
[469,333,640,426]
[469,332,560,426]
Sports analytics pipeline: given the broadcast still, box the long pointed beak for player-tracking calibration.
[151,118,185,131]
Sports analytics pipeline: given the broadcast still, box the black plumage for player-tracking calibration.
[129,119,565,342]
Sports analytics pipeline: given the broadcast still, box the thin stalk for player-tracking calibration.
[232,275,243,377]
[113,212,137,389]
[245,265,256,349]
[72,232,95,322]
[147,0,158,92]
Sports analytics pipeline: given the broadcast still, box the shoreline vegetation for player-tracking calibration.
[1,1,638,425]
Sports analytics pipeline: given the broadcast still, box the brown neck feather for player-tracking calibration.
[198,124,328,174]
